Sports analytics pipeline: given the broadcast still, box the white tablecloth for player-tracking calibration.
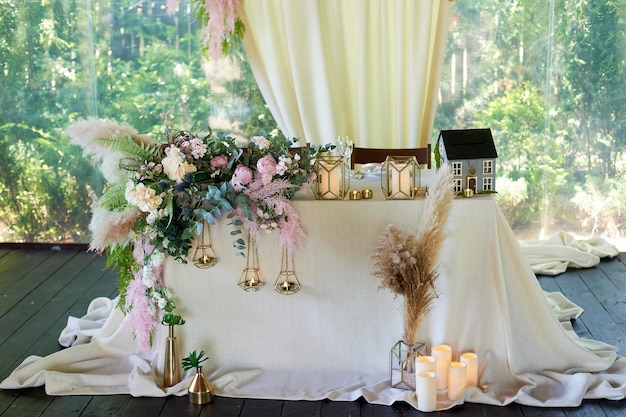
[3,176,626,410]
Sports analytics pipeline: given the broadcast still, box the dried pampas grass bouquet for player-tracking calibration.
[371,163,455,346]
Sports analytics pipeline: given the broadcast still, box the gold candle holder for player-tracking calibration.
[381,156,420,200]
[274,247,301,295]
[238,235,265,291]
[362,189,373,199]
[192,223,218,268]
[314,155,349,200]
[349,190,362,200]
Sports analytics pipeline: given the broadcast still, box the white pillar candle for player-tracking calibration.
[390,163,410,198]
[319,163,340,199]
[432,344,451,390]
[460,352,478,387]
[416,371,437,412]
[415,355,437,376]
[448,361,467,400]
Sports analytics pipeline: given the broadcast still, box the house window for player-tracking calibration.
[452,162,463,176]
[483,160,493,175]
[483,177,493,191]
[453,178,463,194]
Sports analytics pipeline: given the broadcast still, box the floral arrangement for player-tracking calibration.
[371,163,455,346]
[66,118,325,351]
[167,0,245,60]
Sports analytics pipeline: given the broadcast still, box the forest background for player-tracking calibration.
[1,0,625,248]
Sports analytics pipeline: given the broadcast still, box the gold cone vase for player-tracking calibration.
[163,325,181,387]
[188,366,214,404]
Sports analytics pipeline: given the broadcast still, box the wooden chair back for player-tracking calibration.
[350,144,431,169]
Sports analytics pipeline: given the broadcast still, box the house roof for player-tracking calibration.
[439,128,498,160]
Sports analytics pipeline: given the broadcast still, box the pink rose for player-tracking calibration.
[233,164,253,185]
[210,155,228,170]
[256,155,277,176]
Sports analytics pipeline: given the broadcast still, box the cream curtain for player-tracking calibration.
[241,0,452,147]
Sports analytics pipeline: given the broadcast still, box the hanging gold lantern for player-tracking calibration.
[238,235,265,291]
[192,223,218,268]
[274,247,301,295]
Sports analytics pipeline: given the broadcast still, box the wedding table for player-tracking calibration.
[152,175,626,408]
[3,174,626,410]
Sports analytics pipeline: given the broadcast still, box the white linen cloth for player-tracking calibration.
[242,0,451,147]
[3,179,626,410]
[520,231,619,275]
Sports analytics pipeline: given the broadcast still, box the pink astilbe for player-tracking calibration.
[125,276,157,353]
[277,201,306,253]
[202,0,242,60]
[88,206,142,253]
[166,0,180,14]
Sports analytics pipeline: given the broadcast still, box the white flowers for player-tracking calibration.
[162,144,197,182]
[125,181,163,212]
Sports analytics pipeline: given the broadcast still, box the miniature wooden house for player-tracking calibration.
[437,128,498,194]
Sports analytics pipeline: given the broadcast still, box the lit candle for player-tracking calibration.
[319,162,340,199]
[460,352,478,386]
[416,371,437,412]
[282,281,290,291]
[414,355,436,376]
[390,163,410,198]
[448,361,467,400]
[432,344,451,390]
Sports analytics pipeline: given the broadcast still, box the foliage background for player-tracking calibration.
[0,0,625,248]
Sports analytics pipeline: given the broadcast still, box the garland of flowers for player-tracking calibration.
[167,0,245,60]
[66,118,326,351]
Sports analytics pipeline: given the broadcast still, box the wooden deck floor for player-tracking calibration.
[1,248,626,416]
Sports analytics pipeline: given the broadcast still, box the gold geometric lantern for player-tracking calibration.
[381,156,419,200]
[314,155,350,200]
[274,247,300,295]
[238,235,265,292]
[192,223,218,268]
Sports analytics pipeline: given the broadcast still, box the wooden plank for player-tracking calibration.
[199,396,244,417]
[359,400,401,417]
[561,400,606,416]
[554,271,625,348]
[0,250,55,294]
[79,395,130,417]
[119,397,167,417]
[597,257,626,294]
[599,398,626,417]
[0,254,114,377]
[319,399,360,417]
[479,403,524,416]
[159,395,203,417]
[397,400,442,416]
[0,387,52,417]
[39,395,92,417]
[281,400,322,417]
[239,398,283,417]
[441,402,482,417]
[577,266,626,351]
[519,404,565,417]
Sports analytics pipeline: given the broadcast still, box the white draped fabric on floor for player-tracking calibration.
[2,175,626,410]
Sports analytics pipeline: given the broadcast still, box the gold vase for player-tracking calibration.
[163,325,181,387]
[188,366,214,404]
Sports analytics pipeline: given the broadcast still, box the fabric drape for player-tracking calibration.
[241,0,452,147]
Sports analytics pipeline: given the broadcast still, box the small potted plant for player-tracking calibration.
[182,350,214,404]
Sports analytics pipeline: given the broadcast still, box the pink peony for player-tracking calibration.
[210,155,228,170]
[233,164,253,185]
[256,155,277,176]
